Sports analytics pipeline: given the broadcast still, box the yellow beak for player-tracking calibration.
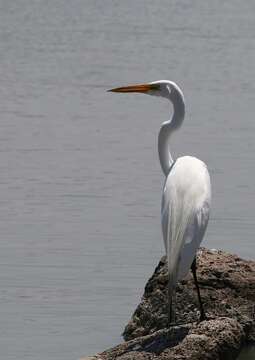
[108,83,159,93]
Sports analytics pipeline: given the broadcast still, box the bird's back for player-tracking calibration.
[161,156,211,280]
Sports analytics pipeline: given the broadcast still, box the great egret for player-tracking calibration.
[108,80,211,324]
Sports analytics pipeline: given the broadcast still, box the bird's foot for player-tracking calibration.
[197,313,216,323]
[168,321,178,328]
[198,314,207,323]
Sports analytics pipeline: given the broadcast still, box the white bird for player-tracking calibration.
[108,80,211,324]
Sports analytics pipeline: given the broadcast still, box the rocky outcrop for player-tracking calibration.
[123,248,255,342]
[81,248,255,360]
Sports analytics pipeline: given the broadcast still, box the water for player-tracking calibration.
[0,1,254,359]
[238,346,255,360]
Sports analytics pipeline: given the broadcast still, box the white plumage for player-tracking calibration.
[161,156,211,282]
[109,80,211,323]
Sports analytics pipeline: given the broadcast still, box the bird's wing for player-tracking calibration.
[161,176,210,281]
[161,183,193,282]
[177,199,210,279]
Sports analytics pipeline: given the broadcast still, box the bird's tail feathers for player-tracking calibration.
[167,199,194,323]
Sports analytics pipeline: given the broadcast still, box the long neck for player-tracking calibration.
[158,93,185,176]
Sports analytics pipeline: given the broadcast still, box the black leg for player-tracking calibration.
[168,282,176,326]
[167,265,178,327]
[191,257,206,321]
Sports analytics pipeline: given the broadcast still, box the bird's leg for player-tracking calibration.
[168,279,177,326]
[191,257,206,321]
[168,262,177,327]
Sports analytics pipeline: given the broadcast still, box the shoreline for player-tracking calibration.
[81,248,255,360]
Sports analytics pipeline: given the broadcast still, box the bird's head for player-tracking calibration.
[108,80,184,103]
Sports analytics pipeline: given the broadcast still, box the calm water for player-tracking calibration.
[238,346,255,360]
[0,1,254,359]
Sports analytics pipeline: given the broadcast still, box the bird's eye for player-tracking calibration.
[167,85,172,94]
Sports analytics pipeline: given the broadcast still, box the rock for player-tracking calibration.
[81,248,255,360]
[123,248,255,342]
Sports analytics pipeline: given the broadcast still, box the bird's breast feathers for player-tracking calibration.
[166,156,211,208]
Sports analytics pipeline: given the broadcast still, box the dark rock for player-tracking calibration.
[81,248,255,360]
[123,248,255,342]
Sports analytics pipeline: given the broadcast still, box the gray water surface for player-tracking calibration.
[238,346,255,360]
[0,1,254,359]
